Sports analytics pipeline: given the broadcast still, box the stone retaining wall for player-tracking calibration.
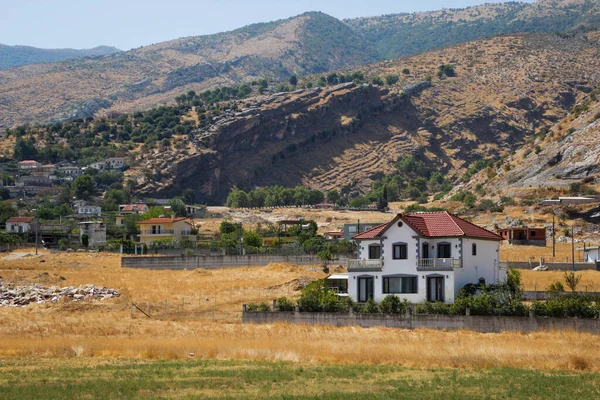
[243,310,600,334]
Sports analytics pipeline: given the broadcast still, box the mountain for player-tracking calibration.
[2,0,600,132]
[6,31,600,204]
[0,44,121,70]
[0,12,375,131]
[347,0,600,60]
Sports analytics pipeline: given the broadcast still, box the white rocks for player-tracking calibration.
[0,281,121,307]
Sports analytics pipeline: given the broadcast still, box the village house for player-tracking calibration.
[348,212,505,304]
[77,205,102,216]
[89,157,127,171]
[58,165,83,181]
[5,216,36,234]
[136,216,195,246]
[79,221,106,247]
[343,222,386,240]
[115,204,149,225]
[577,246,600,263]
[17,160,42,170]
[31,164,56,179]
[324,231,344,241]
[497,227,546,246]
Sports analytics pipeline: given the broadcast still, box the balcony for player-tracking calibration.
[141,229,175,235]
[416,258,462,271]
[348,259,383,272]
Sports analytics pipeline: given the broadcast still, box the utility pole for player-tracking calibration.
[552,215,556,258]
[35,220,39,255]
[571,226,575,271]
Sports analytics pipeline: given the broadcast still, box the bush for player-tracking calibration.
[379,295,402,314]
[361,298,379,313]
[532,294,599,319]
[297,280,338,312]
[246,302,270,312]
[58,238,69,251]
[416,301,453,315]
[547,281,565,294]
[276,297,295,312]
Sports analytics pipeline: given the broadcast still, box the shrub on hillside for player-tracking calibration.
[276,297,295,312]
[247,302,270,312]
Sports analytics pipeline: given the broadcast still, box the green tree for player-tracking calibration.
[289,75,298,86]
[385,75,399,85]
[564,271,582,292]
[220,220,238,235]
[326,190,341,205]
[0,187,10,200]
[0,201,17,224]
[169,198,187,217]
[243,230,263,248]
[349,196,371,208]
[182,189,196,205]
[372,76,384,85]
[73,175,97,200]
[402,68,410,75]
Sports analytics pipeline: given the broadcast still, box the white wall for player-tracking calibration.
[584,249,600,262]
[455,238,505,293]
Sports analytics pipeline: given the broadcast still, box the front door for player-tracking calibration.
[427,277,444,302]
[358,277,374,303]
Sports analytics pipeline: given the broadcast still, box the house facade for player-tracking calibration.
[17,160,42,170]
[137,217,195,246]
[343,222,386,240]
[348,212,505,304]
[79,221,106,247]
[77,205,102,216]
[116,204,149,225]
[6,216,36,234]
[497,227,546,246]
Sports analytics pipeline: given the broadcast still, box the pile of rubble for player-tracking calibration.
[0,281,121,307]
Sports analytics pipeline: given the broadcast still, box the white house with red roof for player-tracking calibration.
[136,216,194,246]
[348,212,505,304]
[6,216,36,234]
[17,160,42,170]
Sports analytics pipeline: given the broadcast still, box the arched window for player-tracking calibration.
[472,243,477,256]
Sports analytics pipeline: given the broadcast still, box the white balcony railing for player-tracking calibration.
[348,259,383,271]
[416,258,462,271]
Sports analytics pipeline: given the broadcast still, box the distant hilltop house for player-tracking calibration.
[79,221,106,247]
[136,216,195,246]
[17,160,41,170]
[343,222,386,241]
[324,231,344,241]
[5,216,36,234]
[88,157,126,171]
[348,212,505,304]
[497,227,546,246]
[541,197,598,206]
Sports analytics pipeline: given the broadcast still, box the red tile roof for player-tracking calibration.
[352,224,388,240]
[17,160,40,164]
[120,204,148,212]
[7,216,35,223]
[353,212,501,241]
[137,217,188,225]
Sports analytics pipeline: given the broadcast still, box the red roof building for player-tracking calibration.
[353,212,501,241]
[6,216,35,223]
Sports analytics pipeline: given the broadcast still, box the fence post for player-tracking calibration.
[465,307,471,316]
[243,304,247,312]
[349,306,353,315]
[295,305,300,316]
[529,308,535,318]
[272,299,277,311]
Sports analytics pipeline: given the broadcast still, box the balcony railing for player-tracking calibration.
[348,259,383,272]
[416,258,462,271]
[141,229,175,235]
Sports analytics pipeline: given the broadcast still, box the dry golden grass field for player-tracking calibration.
[1,248,600,376]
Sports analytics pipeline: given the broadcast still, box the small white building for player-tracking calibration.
[577,246,600,263]
[89,157,126,171]
[77,205,102,215]
[17,160,41,170]
[6,216,36,234]
[79,221,106,247]
[348,212,506,304]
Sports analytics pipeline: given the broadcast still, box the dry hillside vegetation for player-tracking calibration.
[128,32,600,202]
[1,249,600,372]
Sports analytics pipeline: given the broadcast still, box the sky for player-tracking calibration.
[1,0,536,50]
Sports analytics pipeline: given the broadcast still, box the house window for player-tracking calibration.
[349,226,357,233]
[472,243,477,256]
[368,245,381,259]
[327,279,348,294]
[383,276,418,294]
[393,243,408,260]
[531,231,536,237]
[437,243,451,258]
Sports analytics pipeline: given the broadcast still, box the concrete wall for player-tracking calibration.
[243,311,600,334]
[122,254,348,270]
[504,261,600,271]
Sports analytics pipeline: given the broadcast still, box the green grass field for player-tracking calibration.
[1,358,600,399]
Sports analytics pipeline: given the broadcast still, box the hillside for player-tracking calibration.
[0,44,120,70]
[1,0,600,131]
[347,0,600,60]
[7,32,600,204]
[0,12,375,131]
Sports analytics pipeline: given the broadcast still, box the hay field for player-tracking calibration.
[1,249,600,374]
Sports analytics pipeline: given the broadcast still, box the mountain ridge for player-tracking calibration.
[0,44,121,70]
